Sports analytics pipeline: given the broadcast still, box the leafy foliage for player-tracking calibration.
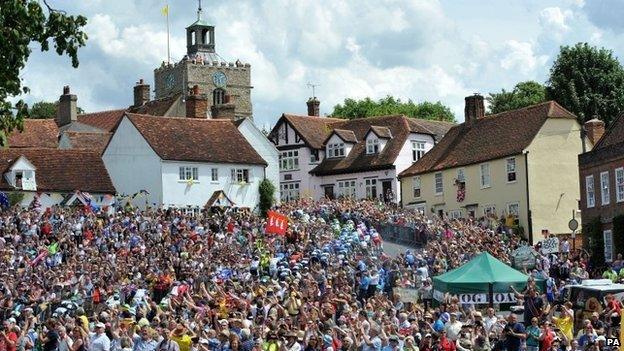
[486,81,547,115]
[331,96,455,122]
[583,216,605,270]
[1,1,87,145]
[613,215,624,258]
[28,100,84,119]
[258,178,276,217]
[547,43,624,126]
[8,192,24,207]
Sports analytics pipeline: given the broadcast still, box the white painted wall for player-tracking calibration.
[313,169,399,201]
[395,133,435,175]
[325,134,355,156]
[237,118,280,203]
[161,161,265,209]
[15,192,114,211]
[275,122,305,146]
[103,117,163,208]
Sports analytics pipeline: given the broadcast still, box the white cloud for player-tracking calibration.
[539,7,571,34]
[500,40,549,75]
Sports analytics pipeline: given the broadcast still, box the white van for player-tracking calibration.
[562,279,624,332]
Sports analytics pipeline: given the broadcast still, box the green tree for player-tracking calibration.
[28,100,85,119]
[486,81,547,114]
[258,178,276,217]
[331,96,455,122]
[547,43,624,125]
[1,1,87,145]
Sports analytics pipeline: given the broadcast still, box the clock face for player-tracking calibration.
[212,71,228,88]
[165,73,175,90]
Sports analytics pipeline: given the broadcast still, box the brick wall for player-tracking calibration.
[579,155,624,227]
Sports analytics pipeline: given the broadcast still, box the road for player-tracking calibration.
[382,240,417,257]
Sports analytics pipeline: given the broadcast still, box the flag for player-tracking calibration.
[0,192,8,208]
[48,242,59,255]
[265,211,288,235]
[161,4,169,16]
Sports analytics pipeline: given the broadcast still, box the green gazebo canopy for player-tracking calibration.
[433,252,532,294]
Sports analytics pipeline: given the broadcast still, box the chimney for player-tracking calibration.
[464,93,485,125]
[307,97,320,117]
[211,94,237,120]
[185,85,208,118]
[56,85,77,127]
[584,117,605,146]
[133,79,150,107]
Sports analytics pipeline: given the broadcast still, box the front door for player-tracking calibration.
[382,181,392,202]
[324,186,334,199]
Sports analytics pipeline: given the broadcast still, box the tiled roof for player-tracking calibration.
[594,113,624,150]
[331,129,359,144]
[127,94,181,116]
[369,126,393,139]
[310,115,454,176]
[579,113,624,166]
[0,148,115,193]
[8,119,58,148]
[77,109,126,133]
[62,131,112,155]
[270,114,344,149]
[399,101,577,178]
[408,119,456,141]
[126,113,267,165]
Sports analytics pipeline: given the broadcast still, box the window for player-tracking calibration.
[601,171,610,205]
[586,175,595,208]
[365,179,378,198]
[507,202,519,217]
[434,172,443,195]
[179,166,199,181]
[366,138,380,154]
[480,163,491,188]
[604,230,614,262]
[483,205,497,216]
[506,158,517,182]
[310,150,319,163]
[327,143,345,158]
[457,169,466,183]
[412,141,426,162]
[280,183,300,202]
[449,210,463,219]
[279,150,299,171]
[230,168,250,183]
[211,168,218,182]
[213,88,226,105]
[337,180,356,198]
[616,167,624,203]
[414,204,426,214]
[413,176,421,198]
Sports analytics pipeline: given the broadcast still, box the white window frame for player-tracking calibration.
[365,178,378,198]
[480,163,491,188]
[230,168,250,183]
[506,158,517,183]
[337,180,356,198]
[211,168,218,182]
[366,138,380,154]
[457,168,466,183]
[280,182,300,202]
[586,175,595,208]
[413,176,421,198]
[483,205,497,216]
[507,202,519,217]
[434,172,443,195]
[412,141,426,162]
[414,204,426,214]
[601,171,610,205]
[327,143,345,158]
[179,166,199,182]
[604,230,614,262]
[449,209,463,219]
[279,150,299,171]
[616,167,624,203]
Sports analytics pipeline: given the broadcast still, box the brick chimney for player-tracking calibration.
[211,94,237,120]
[133,79,150,107]
[307,97,320,117]
[584,117,605,145]
[56,86,77,127]
[464,93,485,125]
[185,85,208,118]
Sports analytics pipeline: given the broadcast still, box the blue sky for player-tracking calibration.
[20,0,624,129]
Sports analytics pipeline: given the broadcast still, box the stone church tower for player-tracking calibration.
[153,3,252,119]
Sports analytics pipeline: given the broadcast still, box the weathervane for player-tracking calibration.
[197,0,203,20]
[307,82,320,98]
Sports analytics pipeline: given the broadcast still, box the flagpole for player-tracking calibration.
[166,3,170,64]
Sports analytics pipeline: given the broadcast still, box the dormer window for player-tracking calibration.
[13,170,35,190]
[327,143,345,158]
[366,138,380,154]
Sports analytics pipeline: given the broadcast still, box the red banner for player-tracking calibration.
[265,211,288,235]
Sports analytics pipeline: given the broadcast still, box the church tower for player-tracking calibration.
[153,1,253,119]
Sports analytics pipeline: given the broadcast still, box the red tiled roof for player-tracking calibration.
[126,113,267,165]
[594,113,624,150]
[399,101,577,178]
[62,131,112,155]
[127,93,181,116]
[310,115,454,176]
[270,114,344,149]
[330,129,359,144]
[579,113,624,167]
[77,109,126,133]
[0,148,115,193]
[369,126,393,139]
[7,119,59,148]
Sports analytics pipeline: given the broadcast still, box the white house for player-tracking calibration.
[103,113,269,211]
[0,148,116,209]
[269,104,454,202]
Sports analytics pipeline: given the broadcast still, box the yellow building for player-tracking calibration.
[398,95,587,243]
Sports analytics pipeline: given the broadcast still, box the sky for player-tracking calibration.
[19,0,624,129]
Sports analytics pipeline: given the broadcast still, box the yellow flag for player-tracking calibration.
[161,4,169,16]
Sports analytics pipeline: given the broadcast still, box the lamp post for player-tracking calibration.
[569,210,579,253]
